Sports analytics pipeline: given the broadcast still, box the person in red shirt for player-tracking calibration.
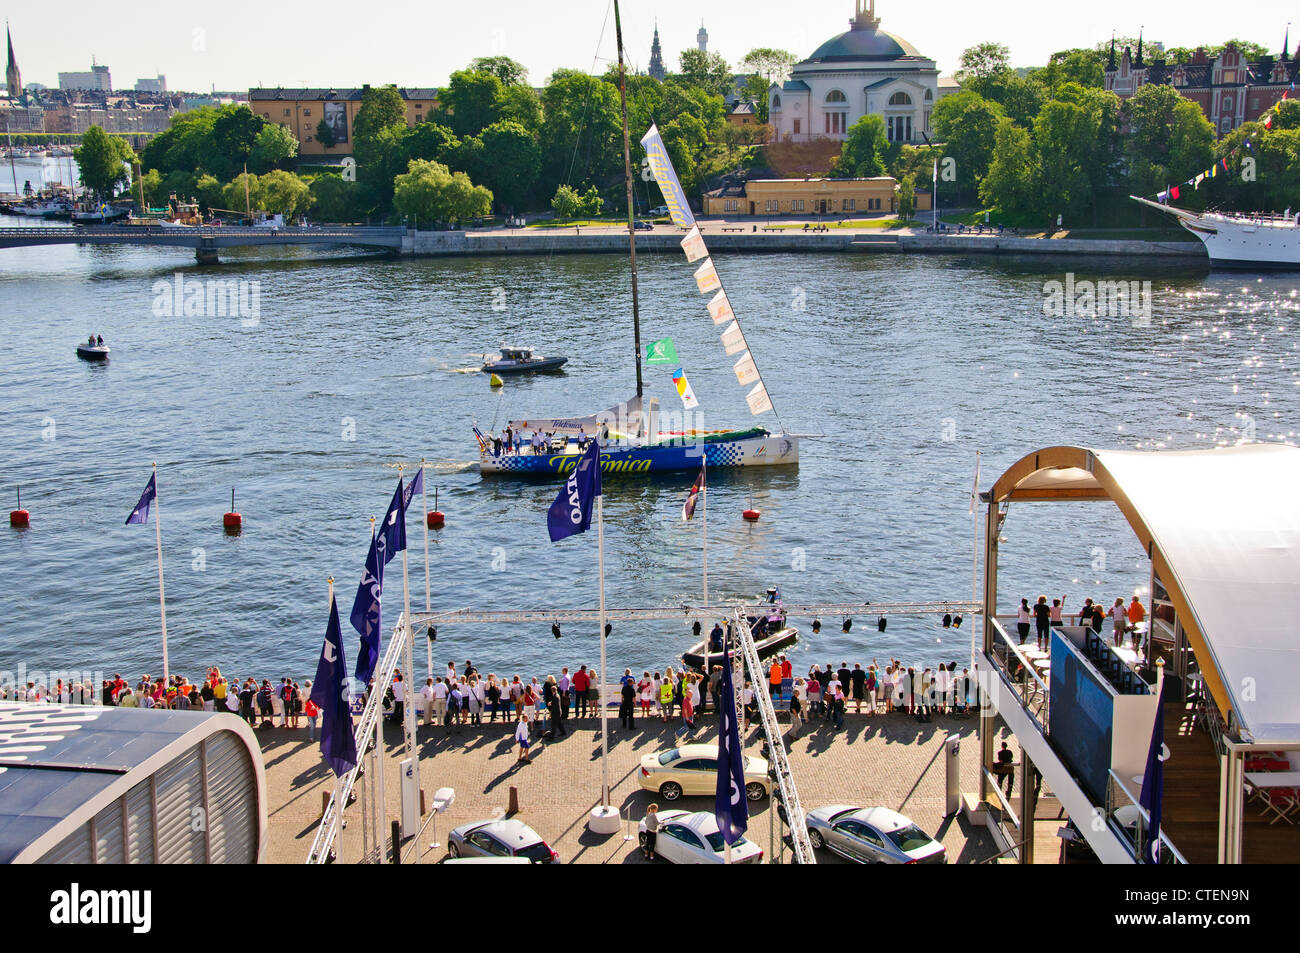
[572,665,590,718]
[780,655,792,680]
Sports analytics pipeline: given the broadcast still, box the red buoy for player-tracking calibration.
[428,511,445,529]
[742,508,761,522]
[223,488,242,535]
[10,488,29,528]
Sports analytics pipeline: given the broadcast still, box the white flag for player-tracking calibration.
[694,258,720,295]
[969,451,982,515]
[745,382,773,416]
[733,351,759,387]
[720,321,746,356]
[680,226,708,263]
[707,290,734,325]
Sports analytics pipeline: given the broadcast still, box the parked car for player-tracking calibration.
[637,743,770,802]
[804,805,946,864]
[648,205,669,217]
[638,809,763,864]
[634,220,654,230]
[447,819,560,863]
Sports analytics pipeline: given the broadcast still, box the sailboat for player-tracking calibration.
[476,1,800,477]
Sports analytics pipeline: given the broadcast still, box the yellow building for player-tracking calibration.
[248,86,439,156]
[702,176,931,217]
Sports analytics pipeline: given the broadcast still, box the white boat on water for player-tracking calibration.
[1132,195,1300,269]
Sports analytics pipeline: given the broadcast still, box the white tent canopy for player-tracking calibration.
[990,444,1300,744]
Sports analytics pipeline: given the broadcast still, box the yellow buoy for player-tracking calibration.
[489,373,504,388]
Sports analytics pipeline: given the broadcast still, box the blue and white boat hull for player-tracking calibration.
[479,433,799,475]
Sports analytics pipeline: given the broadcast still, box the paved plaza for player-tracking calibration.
[263,708,1000,864]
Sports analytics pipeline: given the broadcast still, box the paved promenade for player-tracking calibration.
[263,710,999,864]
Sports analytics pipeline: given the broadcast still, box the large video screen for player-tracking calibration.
[1048,631,1114,802]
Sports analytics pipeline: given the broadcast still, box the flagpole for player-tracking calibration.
[421,459,432,683]
[970,449,981,675]
[701,458,708,606]
[398,468,419,813]
[328,575,344,865]
[597,492,610,808]
[152,462,169,686]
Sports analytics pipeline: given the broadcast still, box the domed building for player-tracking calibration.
[769,0,954,144]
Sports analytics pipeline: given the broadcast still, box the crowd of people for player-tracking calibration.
[1013,594,1147,651]
[1,670,321,738]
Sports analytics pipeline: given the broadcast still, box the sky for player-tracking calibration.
[5,0,1299,93]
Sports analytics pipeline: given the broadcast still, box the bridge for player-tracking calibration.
[0,225,407,263]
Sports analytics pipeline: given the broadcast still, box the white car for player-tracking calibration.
[638,810,763,864]
[805,805,946,864]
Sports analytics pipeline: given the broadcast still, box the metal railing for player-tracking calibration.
[733,607,816,865]
[986,617,1051,730]
[306,612,408,864]
[1105,770,1188,864]
[411,600,981,628]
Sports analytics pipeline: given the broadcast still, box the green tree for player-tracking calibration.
[470,56,529,86]
[74,126,134,201]
[1034,99,1098,222]
[897,173,916,219]
[248,123,299,174]
[979,117,1039,220]
[831,114,888,177]
[677,49,733,98]
[403,121,459,163]
[440,69,504,137]
[739,48,797,122]
[551,183,583,219]
[578,184,604,217]
[498,84,542,132]
[352,85,407,164]
[256,169,314,218]
[393,159,491,225]
[1123,83,1215,197]
[477,120,540,211]
[930,90,1005,196]
[540,69,622,192]
[957,42,1011,83]
[309,174,360,222]
[315,117,336,149]
[1032,49,1105,94]
[210,105,265,179]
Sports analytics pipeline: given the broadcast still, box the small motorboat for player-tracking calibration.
[683,600,800,672]
[480,346,568,375]
[76,342,110,361]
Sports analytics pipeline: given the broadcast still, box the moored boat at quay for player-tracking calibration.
[1131,195,1300,269]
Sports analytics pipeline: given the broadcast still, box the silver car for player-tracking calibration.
[447,819,559,863]
[804,805,946,864]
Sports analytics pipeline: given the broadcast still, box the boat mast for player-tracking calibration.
[614,0,643,400]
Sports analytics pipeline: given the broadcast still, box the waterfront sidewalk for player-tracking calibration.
[262,711,998,864]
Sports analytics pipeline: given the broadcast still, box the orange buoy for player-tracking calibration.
[224,488,242,535]
[742,508,761,522]
[10,488,29,528]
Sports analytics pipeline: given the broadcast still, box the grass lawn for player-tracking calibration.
[526,218,670,228]
[763,217,911,230]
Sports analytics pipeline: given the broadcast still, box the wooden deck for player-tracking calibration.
[1159,700,1300,864]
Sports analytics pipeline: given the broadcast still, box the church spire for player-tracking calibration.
[649,21,665,81]
[1135,28,1144,67]
[5,22,21,101]
[1107,33,1116,70]
[1283,23,1290,60]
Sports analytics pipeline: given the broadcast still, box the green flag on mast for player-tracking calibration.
[646,337,679,365]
